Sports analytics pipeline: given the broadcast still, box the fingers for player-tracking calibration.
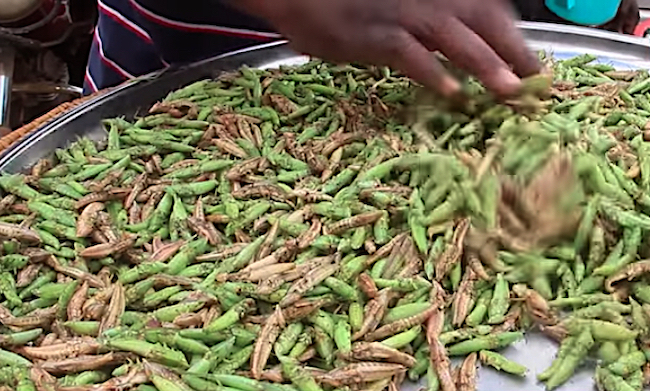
[600,0,640,35]
[623,10,640,35]
[389,31,461,96]
[409,15,522,97]
[600,14,639,35]
[621,0,641,34]
[624,20,639,35]
[464,2,540,78]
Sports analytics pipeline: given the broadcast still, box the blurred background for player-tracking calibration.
[0,0,97,134]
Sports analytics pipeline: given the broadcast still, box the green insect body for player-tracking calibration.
[2,55,650,391]
[333,320,352,353]
[466,289,492,327]
[597,367,637,391]
[381,325,421,349]
[106,339,189,368]
[599,341,621,364]
[608,351,646,377]
[424,363,440,391]
[447,332,524,356]
[545,328,595,390]
[479,350,527,376]
[487,273,509,324]
[206,299,254,332]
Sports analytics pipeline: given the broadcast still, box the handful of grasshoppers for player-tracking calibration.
[0,53,650,391]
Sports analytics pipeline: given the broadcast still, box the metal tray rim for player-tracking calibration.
[3,22,650,172]
[0,40,292,171]
[519,20,650,47]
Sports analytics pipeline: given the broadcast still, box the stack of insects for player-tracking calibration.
[2,54,650,391]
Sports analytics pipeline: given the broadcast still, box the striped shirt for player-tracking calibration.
[83,0,584,95]
[84,0,280,94]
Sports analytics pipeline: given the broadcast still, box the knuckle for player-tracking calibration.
[383,30,411,59]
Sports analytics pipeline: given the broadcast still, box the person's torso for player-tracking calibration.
[85,0,280,93]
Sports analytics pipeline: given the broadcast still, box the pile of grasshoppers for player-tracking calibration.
[1,53,650,391]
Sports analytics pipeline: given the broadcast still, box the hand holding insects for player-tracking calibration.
[237,0,541,97]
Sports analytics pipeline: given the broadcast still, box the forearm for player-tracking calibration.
[231,0,271,17]
[230,0,289,28]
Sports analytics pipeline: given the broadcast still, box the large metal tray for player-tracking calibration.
[0,21,649,391]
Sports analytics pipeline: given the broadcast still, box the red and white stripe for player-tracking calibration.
[98,0,153,43]
[94,28,136,79]
[129,0,281,40]
[84,68,99,93]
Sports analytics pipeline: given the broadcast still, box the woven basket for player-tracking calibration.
[0,89,109,153]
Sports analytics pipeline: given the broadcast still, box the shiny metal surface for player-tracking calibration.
[0,24,646,389]
[521,21,650,68]
[12,82,83,96]
[0,45,14,129]
[0,41,299,173]
[5,22,650,175]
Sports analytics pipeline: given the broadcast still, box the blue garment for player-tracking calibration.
[84,0,279,94]
[84,0,601,95]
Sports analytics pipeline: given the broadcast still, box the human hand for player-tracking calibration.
[238,0,540,97]
[600,0,640,34]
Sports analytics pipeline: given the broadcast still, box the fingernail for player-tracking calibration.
[439,76,461,97]
[496,68,522,97]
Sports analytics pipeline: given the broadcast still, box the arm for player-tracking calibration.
[136,0,540,97]
[234,0,540,97]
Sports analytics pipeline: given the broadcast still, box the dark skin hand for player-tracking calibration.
[237,0,541,97]
[600,0,640,34]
